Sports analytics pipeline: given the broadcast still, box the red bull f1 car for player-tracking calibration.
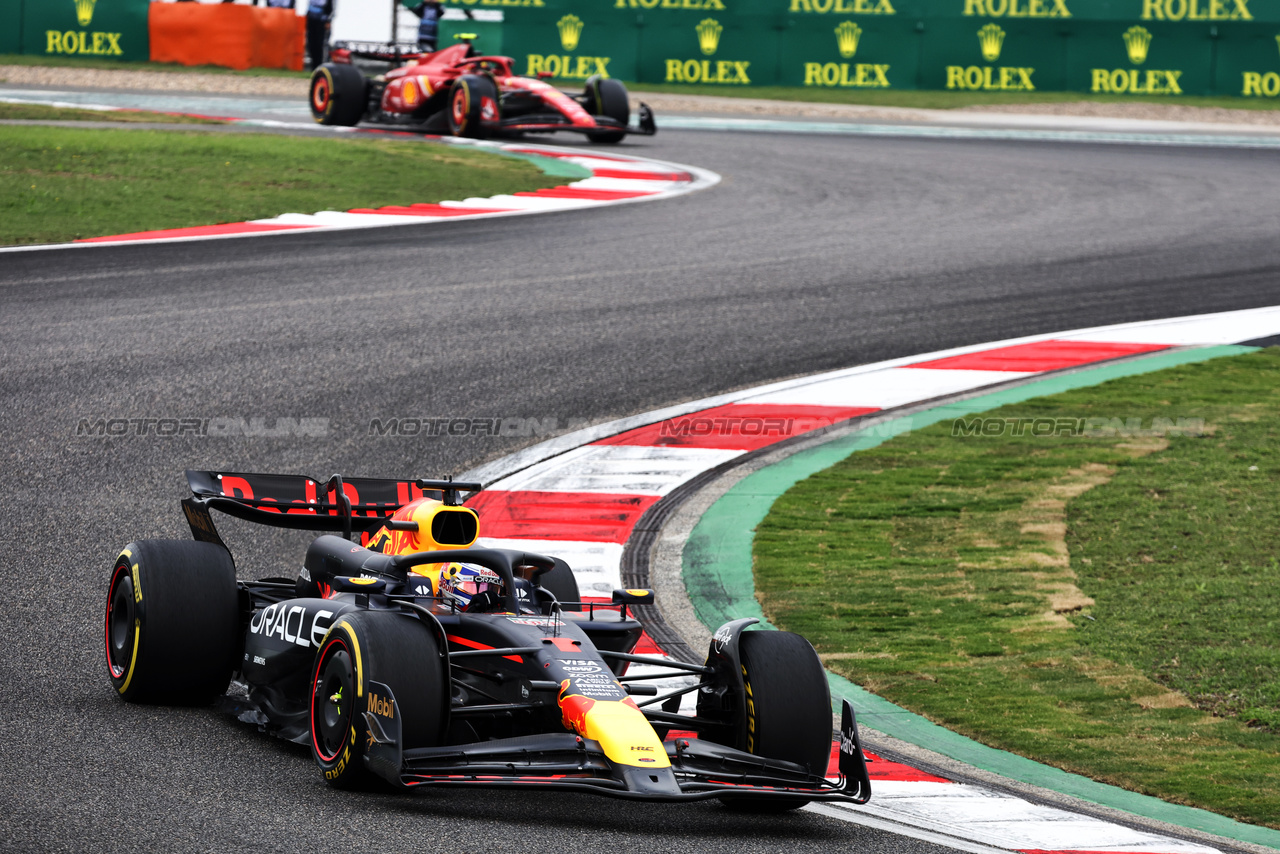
[309,38,656,144]
[104,471,871,806]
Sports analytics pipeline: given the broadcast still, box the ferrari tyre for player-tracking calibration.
[539,558,581,612]
[310,62,368,126]
[447,75,497,139]
[105,540,239,704]
[583,75,628,144]
[719,631,831,811]
[310,611,447,789]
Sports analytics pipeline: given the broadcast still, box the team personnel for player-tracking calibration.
[306,0,333,69]
[407,0,443,52]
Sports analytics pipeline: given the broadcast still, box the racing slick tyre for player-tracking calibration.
[583,75,629,144]
[539,557,582,612]
[310,62,368,126]
[447,74,497,139]
[719,631,832,812]
[310,611,447,789]
[105,540,239,705]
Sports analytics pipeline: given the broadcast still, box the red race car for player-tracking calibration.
[309,37,656,144]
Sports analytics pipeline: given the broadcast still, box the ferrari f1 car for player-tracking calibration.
[104,471,871,806]
[309,37,656,144]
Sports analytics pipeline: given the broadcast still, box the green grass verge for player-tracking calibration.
[754,349,1280,829]
[0,53,309,77]
[0,125,563,245]
[608,79,1280,112]
[0,102,224,124]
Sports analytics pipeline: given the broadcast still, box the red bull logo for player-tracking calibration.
[558,682,597,734]
[557,681,671,769]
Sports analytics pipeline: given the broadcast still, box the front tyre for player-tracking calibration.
[720,631,832,811]
[310,62,368,126]
[105,540,239,704]
[310,611,447,789]
[447,74,498,139]
[583,75,629,144]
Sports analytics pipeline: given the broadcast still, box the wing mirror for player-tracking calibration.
[612,588,654,605]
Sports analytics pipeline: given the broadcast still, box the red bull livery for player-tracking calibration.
[103,471,870,806]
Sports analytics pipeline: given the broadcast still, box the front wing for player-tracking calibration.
[364,694,872,804]
[496,103,657,137]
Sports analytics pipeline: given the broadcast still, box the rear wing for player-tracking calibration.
[330,41,428,64]
[181,470,482,548]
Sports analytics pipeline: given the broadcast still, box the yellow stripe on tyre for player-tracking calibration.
[118,619,141,695]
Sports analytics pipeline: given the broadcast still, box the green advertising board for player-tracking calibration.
[474,0,1280,95]
[778,17,922,90]
[21,0,150,62]
[1064,21,1213,96]
[635,15,772,86]
[0,0,1272,93]
[506,7,638,79]
[0,0,23,54]
[1217,23,1280,97]
[438,17,506,55]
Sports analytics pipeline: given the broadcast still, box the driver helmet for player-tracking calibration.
[439,562,503,611]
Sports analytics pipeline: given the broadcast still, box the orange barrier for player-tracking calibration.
[149,4,305,72]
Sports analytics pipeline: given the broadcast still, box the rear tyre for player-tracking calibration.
[105,540,239,704]
[583,75,629,144]
[310,611,447,789]
[447,74,498,139]
[719,631,831,811]
[310,62,368,126]
[538,558,582,612]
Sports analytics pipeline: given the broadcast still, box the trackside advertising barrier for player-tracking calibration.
[11,0,150,62]
[0,0,21,54]
[3,0,1278,96]
[441,0,1280,96]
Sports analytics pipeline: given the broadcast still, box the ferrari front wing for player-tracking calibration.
[499,103,657,137]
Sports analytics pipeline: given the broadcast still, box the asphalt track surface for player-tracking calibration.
[3,121,1280,853]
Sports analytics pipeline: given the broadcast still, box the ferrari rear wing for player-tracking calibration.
[330,41,428,64]
[180,470,481,547]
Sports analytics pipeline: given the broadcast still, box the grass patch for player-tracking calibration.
[0,53,309,77]
[754,349,1280,829]
[612,80,1280,112]
[0,125,562,245]
[0,102,224,124]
